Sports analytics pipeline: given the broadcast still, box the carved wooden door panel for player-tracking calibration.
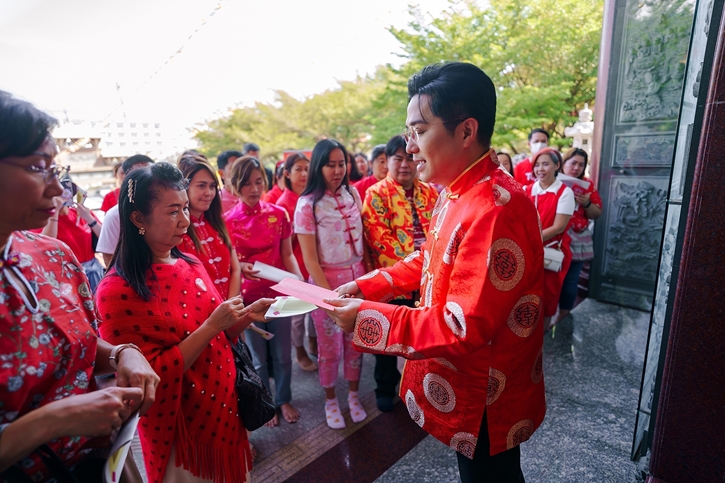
[590,0,695,311]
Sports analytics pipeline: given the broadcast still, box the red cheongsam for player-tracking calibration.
[179,213,233,299]
[524,183,572,317]
[352,151,546,458]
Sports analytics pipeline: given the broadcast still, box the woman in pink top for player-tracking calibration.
[296,139,373,429]
[225,156,304,426]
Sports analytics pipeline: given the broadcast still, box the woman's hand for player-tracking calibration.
[115,348,160,416]
[204,296,248,332]
[323,297,363,333]
[335,281,364,299]
[240,262,261,281]
[574,192,591,206]
[74,201,96,224]
[51,386,144,437]
[241,298,275,323]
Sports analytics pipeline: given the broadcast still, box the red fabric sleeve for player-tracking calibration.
[356,249,425,301]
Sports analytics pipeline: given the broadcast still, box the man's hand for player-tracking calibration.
[323,297,363,333]
[334,281,364,299]
[115,348,160,416]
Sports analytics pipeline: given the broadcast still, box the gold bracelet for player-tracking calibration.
[109,343,143,370]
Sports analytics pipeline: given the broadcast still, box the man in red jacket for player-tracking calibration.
[327,62,545,483]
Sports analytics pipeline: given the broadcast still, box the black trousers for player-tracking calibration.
[457,412,526,483]
[373,299,414,399]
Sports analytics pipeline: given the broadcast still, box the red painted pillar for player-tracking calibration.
[646,9,725,483]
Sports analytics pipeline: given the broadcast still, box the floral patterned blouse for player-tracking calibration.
[294,187,365,270]
[179,213,233,299]
[0,231,99,482]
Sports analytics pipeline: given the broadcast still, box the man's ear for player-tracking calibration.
[460,118,479,149]
[130,210,146,232]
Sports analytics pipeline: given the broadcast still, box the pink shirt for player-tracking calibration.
[294,187,364,269]
[224,200,291,302]
[221,188,238,214]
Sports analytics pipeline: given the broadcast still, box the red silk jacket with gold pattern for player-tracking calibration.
[362,176,439,269]
[353,151,546,458]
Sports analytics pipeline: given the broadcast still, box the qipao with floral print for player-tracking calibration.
[0,231,98,482]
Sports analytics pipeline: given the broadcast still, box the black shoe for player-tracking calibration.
[377,397,394,412]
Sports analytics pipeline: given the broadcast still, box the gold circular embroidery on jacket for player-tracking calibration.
[443,301,466,338]
[386,344,425,360]
[507,294,541,337]
[487,367,506,405]
[450,432,478,459]
[506,419,535,449]
[492,184,512,206]
[405,389,425,428]
[488,238,525,292]
[423,373,456,413]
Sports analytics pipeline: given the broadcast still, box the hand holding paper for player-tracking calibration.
[271,278,339,310]
[253,261,301,283]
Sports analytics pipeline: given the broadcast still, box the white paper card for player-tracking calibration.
[557,173,592,192]
[253,261,300,283]
[103,412,140,483]
[265,296,318,318]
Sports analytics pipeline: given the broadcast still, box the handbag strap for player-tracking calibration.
[544,240,562,250]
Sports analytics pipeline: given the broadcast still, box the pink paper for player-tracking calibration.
[270,278,338,310]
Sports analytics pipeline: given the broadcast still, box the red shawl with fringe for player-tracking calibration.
[96,258,251,483]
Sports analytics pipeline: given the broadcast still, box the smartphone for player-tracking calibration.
[60,179,76,207]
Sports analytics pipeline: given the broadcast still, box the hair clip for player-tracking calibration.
[128,178,135,204]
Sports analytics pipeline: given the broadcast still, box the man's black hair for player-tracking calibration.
[407,62,496,146]
[121,154,154,174]
[385,136,407,158]
[217,150,244,170]
[528,128,550,141]
[243,143,260,155]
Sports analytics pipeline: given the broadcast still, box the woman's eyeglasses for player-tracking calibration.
[0,156,70,184]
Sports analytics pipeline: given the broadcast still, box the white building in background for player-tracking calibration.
[52,118,193,197]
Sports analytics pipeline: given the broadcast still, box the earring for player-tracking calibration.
[139,227,146,235]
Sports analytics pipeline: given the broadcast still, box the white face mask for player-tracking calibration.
[530,142,547,155]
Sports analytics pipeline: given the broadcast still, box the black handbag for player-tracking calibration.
[231,338,276,431]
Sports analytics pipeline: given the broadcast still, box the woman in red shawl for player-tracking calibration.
[96,162,273,483]
[177,154,241,300]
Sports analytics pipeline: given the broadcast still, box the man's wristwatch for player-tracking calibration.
[109,343,143,370]
[88,220,98,228]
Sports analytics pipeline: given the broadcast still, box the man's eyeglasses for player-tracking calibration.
[0,157,70,184]
[402,118,466,143]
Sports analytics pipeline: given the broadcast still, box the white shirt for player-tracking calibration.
[96,205,120,255]
[530,178,575,215]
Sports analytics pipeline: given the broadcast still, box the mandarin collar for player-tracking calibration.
[190,212,205,224]
[242,201,262,216]
[324,186,345,197]
[446,149,496,200]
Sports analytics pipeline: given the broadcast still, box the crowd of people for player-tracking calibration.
[0,61,603,483]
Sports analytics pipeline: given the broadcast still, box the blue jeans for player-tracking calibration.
[245,317,292,406]
[559,260,585,311]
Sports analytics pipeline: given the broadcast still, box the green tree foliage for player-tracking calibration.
[195,0,604,160]
[382,0,604,152]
